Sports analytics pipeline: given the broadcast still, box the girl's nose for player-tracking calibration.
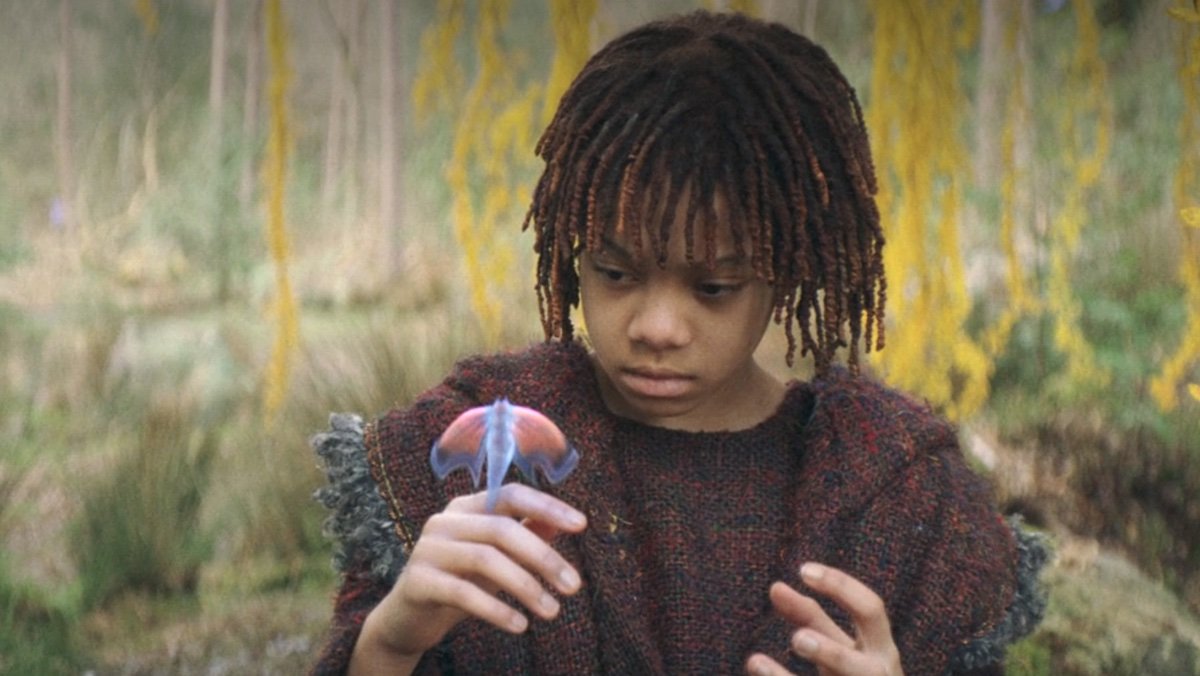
[627,287,692,350]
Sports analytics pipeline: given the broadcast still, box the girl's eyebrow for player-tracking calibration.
[594,236,637,263]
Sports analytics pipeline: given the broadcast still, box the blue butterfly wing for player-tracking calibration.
[430,405,490,487]
[509,405,579,485]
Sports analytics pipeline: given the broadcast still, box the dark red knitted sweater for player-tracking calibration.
[311,340,1046,675]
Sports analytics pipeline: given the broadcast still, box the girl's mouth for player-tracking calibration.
[619,368,694,398]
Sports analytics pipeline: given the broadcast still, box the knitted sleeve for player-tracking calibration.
[799,370,1047,675]
[854,431,1048,676]
[308,413,401,675]
[307,348,505,676]
[308,412,454,676]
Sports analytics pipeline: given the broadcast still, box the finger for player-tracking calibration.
[523,516,565,542]
[402,561,530,634]
[422,512,583,595]
[416,538,563,621]
[768,581,854,648]
[800,563,893,653]
[745,653,795,676]
[446,483,588,533]
[788,628,898,676]
[423,512,579,590]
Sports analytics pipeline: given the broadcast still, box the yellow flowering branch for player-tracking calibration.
[867,0,989,420]
[1151,1,1200,410]
[262,0,299,422]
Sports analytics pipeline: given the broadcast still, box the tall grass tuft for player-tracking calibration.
[70,398,218,610]
[0,555,84,674]
[200,306,493,592]
[1,463,86,672]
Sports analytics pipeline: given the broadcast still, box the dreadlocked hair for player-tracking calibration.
[523,10,885,374]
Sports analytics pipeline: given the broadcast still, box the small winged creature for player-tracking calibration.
[430,398,580,512]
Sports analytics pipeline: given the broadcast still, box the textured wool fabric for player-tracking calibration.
[310,340,1046,675]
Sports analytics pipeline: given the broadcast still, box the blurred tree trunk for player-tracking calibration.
[209,0,229,125]
[319,0,364,222]
[760,0,806,33]
[378,0,398,279]
[974,0,1003,192]
[210,0,232,302]
[55,0,76,232]
[239,0,263,210]
[321,27,345,216]
[343,0,364,226]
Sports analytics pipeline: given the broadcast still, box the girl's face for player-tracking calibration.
[579,194,785,432]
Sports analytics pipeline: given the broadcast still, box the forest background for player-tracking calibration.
[1,0,1199,673]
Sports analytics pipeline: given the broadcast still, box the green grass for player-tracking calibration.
[0,563,84,675]
[70,398,218,610]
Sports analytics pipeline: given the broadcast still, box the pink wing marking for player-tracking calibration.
[510,404,579,485]
[429,405,490,486]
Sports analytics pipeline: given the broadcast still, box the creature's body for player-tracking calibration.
[430,398,579,512]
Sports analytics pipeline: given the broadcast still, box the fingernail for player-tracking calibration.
[800,562,824,582]
[510,613,528,633]
[793,631,818,656]
[568,511,587,528]
[559,567,581,591]
[540,592,559,614]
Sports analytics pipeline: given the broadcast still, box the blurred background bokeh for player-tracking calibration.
[1,0,1199,673]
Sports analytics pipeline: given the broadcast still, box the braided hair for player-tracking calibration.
[524,10,885,374]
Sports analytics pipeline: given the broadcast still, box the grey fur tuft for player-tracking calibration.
[947,517,1051,673]
[312,413,405,583]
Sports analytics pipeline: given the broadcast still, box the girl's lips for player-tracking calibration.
[619,369,694,398]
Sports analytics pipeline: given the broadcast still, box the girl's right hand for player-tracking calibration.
[349,483,588,674]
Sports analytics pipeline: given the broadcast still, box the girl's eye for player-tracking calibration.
[593,264,632,284]
[696,282,743,298]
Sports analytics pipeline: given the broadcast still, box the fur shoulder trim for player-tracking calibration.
[311,413,405,583]
[947,518,1051,673]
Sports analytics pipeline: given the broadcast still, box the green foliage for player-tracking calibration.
[1020,551,1200,676]
[0,461,85,674]
[0,559,84,675]
[1005,636,1054,676]
[70,400,218,610]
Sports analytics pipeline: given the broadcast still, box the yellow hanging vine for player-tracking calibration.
[982,0,1034,357]
[542,0,598,127]
[412,0,466,127]
[445,0,534,346]
[867,0,990,420]
[1151,1,1200,409]
[263,0,299,421]
[133,0,159,37]
[415,0,596,346]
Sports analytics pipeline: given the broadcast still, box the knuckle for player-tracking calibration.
[538,544,565,572]
[445,494,472,511]
[498,482,530,505]
[422,511,453,533]
[858,593,885,619]
[442,577,474,607]
[517,574,544,602]
[463,544,498,571]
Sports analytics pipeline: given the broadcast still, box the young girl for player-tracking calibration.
[311,11,1046,675]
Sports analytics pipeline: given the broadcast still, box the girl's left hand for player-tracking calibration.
[745,562,904,676]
